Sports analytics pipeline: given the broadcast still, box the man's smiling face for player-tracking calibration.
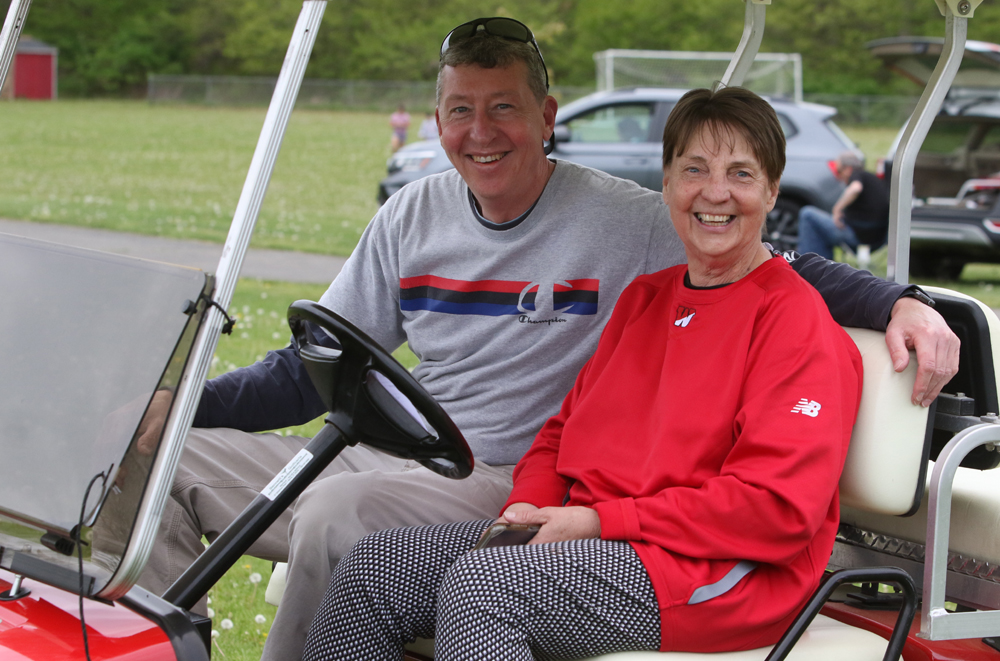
[436,61,556,222]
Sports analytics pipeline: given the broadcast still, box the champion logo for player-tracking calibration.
[674,306,696,327]
[791,399,822,417]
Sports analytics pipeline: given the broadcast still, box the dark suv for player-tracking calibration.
[873,37,1000,279]
[378,88,860,251]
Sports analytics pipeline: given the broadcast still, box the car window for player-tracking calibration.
[977,124,1000,151]
[823,118,859,151]
[565,103,655,143]
[775,113,798,140]
[923,121,976,154]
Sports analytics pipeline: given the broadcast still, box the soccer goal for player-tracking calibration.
[594,49,803,102]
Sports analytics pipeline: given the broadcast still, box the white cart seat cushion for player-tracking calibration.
[843,463,1000,565]
[839,327,929,516]
[575,615,893,660]
[392,615,893,661]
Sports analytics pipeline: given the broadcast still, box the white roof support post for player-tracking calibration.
[0,0,32,93]
[887,0,981,284]
[717,0,770,90]
[922,422,1000,639]
[109,0,330,598]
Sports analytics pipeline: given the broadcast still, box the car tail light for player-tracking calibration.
[984,219,1000,233]
[971,180,1000,191]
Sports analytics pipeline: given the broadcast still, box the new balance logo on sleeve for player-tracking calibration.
[674,306,696,327]
[791,399,822,417]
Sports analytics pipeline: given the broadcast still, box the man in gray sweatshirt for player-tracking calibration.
[139,17,959,660]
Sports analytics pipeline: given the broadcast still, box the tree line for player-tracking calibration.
[8,0,1000,97]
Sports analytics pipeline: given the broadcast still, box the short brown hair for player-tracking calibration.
[662,87,785,184]
[436,33,548,105]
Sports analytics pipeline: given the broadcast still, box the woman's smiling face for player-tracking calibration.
[662,124,779,277]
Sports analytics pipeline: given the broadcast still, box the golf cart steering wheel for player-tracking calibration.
[287,300,474,480]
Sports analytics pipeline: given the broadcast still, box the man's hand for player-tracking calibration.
[136,389,174,455]
[886,296,960,407]
[503,505,600,545]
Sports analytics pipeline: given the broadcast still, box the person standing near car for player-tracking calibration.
[797,151,890,260]
[134,18,958,661]
[389,104,411,152]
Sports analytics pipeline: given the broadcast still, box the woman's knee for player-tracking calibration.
[439,551,511,613]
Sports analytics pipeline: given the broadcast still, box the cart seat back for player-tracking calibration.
[840,287,1000,572]
[838,327,933,517]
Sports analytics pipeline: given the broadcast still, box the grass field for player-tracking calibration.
[0,100,388,256]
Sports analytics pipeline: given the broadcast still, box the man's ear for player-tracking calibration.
[543,96,558,140]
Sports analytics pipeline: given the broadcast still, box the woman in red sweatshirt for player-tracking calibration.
[302,86,863,661]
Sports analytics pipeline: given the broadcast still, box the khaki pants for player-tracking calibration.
[140,427,515,661]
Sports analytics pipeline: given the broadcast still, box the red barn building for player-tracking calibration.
[1,37,58,100]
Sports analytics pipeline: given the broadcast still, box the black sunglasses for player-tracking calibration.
[440,17,549,90]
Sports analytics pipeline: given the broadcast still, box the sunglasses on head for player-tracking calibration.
[440,17,549,90]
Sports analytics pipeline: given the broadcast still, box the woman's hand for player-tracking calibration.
[504,505,600,545]
[498,502,539,523]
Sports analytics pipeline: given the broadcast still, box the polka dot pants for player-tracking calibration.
[301,519,661,660]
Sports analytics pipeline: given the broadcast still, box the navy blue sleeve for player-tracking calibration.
[786,251,913,331]
[193,345,327,432]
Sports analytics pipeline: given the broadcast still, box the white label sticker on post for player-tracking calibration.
[260,448,314,501]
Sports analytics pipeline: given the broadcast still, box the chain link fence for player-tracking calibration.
[803,93,920,127]
[148,75,921,127]
[147,74,593,112]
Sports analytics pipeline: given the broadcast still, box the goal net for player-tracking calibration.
[594,49,802,102]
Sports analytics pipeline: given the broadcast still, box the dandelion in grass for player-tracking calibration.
[221,618,234,630]
[255,614,267,625]
[249,571,263,600]
[211,629,225,657]
[207,607,215,618]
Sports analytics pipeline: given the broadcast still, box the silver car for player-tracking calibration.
[378,87,859,251]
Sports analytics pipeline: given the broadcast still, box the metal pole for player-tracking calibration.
[0,0,32,94]
[104,0,329,600]
[922,422,1000,639]
[717,0,769,89]
[886,10,966,283]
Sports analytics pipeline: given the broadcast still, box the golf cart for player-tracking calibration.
[2,1,1000,661]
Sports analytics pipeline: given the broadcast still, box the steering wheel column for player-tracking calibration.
[163,301,473,610]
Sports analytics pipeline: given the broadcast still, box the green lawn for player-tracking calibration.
[840,124,899,165]
[0,100,389,256]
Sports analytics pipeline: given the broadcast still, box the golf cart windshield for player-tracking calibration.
[0,233,212,598]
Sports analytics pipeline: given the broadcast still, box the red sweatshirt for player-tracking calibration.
[505,258,863,652]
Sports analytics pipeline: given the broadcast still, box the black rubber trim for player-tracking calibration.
[9,552,95,596]
[120,584,210,661]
